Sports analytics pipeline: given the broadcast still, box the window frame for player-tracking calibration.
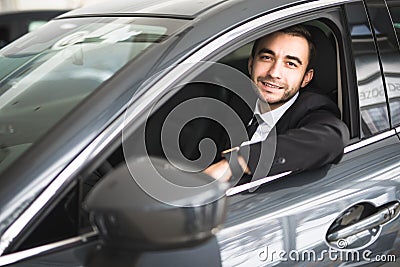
[344,0,394,137]
[372,0,400,128]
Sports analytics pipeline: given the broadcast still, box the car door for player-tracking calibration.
[215,1,400,266]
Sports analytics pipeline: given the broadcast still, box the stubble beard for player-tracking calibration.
[259,84,299,108]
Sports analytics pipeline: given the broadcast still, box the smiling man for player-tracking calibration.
[204,25,349,184]
[251,28,314,111]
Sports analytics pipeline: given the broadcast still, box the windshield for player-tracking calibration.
[0,16,184,175]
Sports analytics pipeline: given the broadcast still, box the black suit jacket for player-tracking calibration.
[237,90,349,179]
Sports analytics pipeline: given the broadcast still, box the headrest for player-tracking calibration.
[305,25,337,96]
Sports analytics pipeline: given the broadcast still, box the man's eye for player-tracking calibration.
[287,61,297,67]
[260,55,272,60]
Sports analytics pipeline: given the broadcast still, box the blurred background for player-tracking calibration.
[0,0,104,10]
[0,0,106,47]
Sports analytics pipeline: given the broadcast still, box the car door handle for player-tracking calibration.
[327,202,400,242]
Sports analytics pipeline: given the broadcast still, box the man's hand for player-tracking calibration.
[203,159,232,182]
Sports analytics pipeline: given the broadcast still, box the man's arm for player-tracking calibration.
[204,92,350,181]
[203,154,250,182]
[246,109,349,177]
[203,160,231,182]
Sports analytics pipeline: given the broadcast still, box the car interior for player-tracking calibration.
[120,19,343,163]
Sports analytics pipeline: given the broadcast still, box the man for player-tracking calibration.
[204,25,349,183]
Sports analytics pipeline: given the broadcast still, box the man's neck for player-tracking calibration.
[256,92,299,116]
[258,101,285,113]
[258,99,290,114]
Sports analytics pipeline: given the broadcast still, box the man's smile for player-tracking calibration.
[259,80,284,91]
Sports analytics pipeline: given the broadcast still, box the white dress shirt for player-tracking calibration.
[241,92,299,146]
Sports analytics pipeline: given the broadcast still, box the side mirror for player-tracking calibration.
[84,156,229,250]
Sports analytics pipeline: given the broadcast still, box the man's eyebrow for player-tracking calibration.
[257,48,303,66]
[257,48,274,56]
[286,55,303,66]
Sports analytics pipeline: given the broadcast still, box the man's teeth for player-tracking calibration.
[263,82,279,88]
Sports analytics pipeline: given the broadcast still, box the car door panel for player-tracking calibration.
[217,2,400,265]
[217,135,400,266]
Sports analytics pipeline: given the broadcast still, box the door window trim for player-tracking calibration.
[0,231,97,266]
[345,129,398,153]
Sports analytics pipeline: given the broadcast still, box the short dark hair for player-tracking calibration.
[251,25,316,70]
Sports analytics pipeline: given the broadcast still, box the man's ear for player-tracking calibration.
[247,57,253,76]
[301,68,314,88]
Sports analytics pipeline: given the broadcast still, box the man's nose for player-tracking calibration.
[266,61,282,79]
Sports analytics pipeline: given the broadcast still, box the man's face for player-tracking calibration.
[248,32,314,110]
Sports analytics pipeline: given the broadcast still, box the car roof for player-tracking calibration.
[58,0,309,60]
[60,0,306,19]
[59,0,226,18]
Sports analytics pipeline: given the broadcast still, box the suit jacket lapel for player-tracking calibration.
[275,96,301,134]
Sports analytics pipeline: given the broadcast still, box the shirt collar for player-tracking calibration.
[254,92,299,125]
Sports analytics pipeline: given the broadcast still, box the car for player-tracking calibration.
[0,0,399,266]
[0,9,69,48]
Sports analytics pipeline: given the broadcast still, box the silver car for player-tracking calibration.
[0,0,399,266]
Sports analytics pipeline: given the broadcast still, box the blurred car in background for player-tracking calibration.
[0,9,68,48]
